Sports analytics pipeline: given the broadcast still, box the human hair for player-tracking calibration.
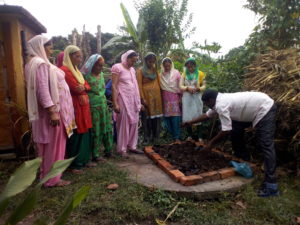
[127,52,138,59]
[201,89,218,102]
[162,58,172,65]
[145,53,156,62]
[185,60,196,67]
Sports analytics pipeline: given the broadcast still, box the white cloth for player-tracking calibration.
[159,57,181,93]
[26,35,60,122]
[206,92,274,131]
[182,77,203,123]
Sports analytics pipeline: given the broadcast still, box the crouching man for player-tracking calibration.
[184,89,279,197]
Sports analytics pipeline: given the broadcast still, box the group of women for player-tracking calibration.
[25,34,206,187]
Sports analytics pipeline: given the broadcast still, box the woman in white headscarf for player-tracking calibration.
[159,57,182,143]
[25,35,75,187]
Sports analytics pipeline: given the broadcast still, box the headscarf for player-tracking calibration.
[142,52,157,80]
[81,54,104,75]
[159,57,180,93]
[56,51,64,68]
[63,45,85,84]
[184,57,199,81]
[121,50,137,68]
[26,35,60,121]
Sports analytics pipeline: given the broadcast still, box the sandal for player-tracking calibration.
[54,180,71,187]
[94,157,106,162]
[86,162,97,168]
[70,169,84,175]
[128,149,144,154]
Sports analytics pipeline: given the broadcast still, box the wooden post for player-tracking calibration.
[96,25,101,53]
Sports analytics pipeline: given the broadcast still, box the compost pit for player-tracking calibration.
[152,141,231,176]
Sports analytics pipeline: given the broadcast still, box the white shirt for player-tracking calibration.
[206,92,274,131]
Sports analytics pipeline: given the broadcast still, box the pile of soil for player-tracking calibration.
[152,142,231,176]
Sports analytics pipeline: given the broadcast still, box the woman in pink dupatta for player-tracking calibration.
[111,50,143,157]
[25,35,76,187]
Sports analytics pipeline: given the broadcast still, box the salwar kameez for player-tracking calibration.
[26,61,75,187]
[180,62,206,140]
[137,68,163,141]
[162,90,182,140]
[61,65,93,169]
[111,55,141,154]
[66,129,91,169]
[85,73,113,158]
[160,61,182,141]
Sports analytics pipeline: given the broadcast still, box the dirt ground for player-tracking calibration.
[152,141,231,175]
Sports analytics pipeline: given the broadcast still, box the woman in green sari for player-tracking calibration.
[81,54,113,160]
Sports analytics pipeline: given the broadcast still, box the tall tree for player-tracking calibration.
[136,0,195,58]
[244,0,300,51]
[51,36,69,51]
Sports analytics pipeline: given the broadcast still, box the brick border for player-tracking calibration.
[144,143,257,186]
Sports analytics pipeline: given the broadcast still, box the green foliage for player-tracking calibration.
[53,186,90,225]
[5,188,39,225]
[0,158,41,202]
[52,36,69,51]
[136,0,195,57]
[192,40,222,56]
[0,157,89,225]
[244,0,300,51]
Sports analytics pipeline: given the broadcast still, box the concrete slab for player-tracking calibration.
[116,154,254,200]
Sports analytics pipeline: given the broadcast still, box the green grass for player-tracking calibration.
[1,159,299,225]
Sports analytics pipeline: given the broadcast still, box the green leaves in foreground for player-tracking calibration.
[0,156,89,225]
[39,157,75,186]
[53,185,90,225]
[0,158,41,201]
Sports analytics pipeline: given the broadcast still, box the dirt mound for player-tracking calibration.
[152,142,231,176]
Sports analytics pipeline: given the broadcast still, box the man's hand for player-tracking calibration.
[181,121,192,127]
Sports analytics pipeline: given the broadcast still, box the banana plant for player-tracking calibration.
[102,3,148,63]
[0,157,90,225]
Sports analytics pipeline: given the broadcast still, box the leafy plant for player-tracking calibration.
[0,157,90,225]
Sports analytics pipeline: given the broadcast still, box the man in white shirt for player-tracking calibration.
[184,89,278,197]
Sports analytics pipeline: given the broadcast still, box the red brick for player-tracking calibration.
[167,169,185,182]
[199,171,220,182]
[195,141,205,147]
[144,146,154,154]
[248,163,259,172]
[149,153,162,162]
[157,159,175,173]
[218,168,236,179]
[179,175,203,186]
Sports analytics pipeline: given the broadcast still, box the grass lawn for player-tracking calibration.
[0,156,299,225]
